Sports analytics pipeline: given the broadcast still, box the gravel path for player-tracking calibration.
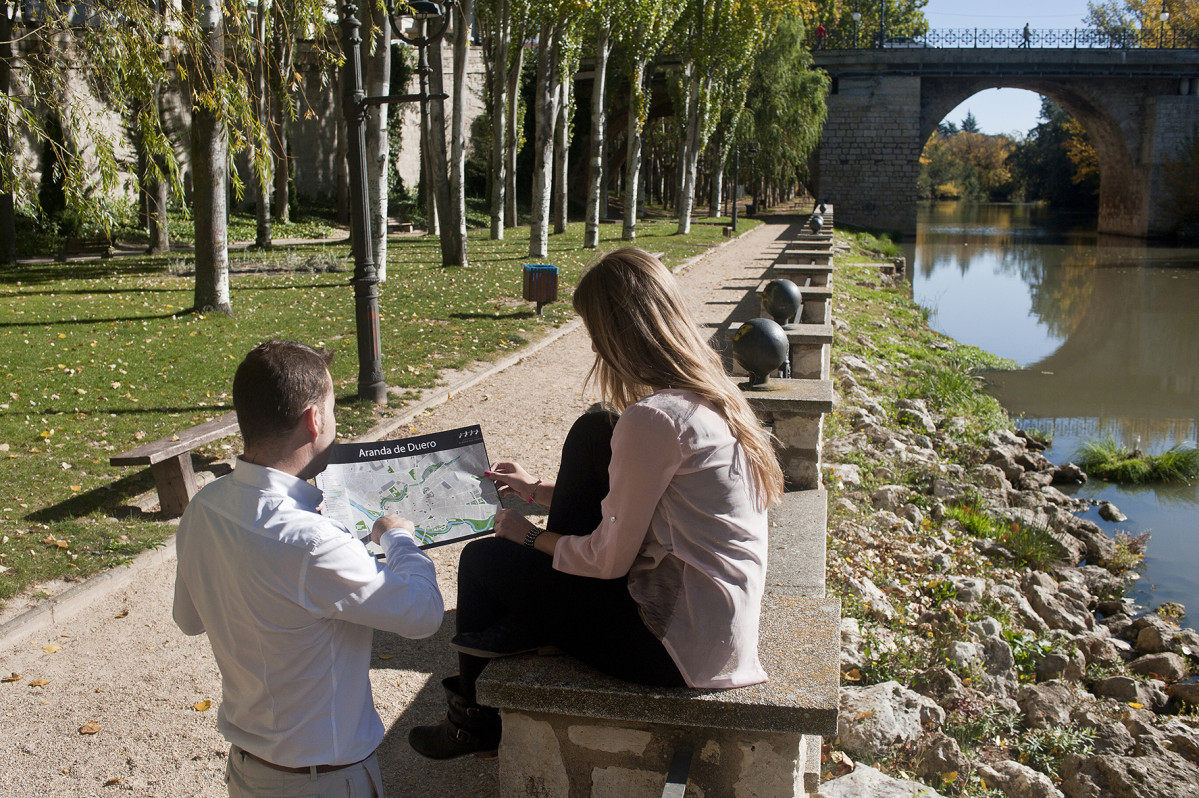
[0,218,800,797]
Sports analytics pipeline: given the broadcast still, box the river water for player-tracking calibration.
[908,201,1199,630]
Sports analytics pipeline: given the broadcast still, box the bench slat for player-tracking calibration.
[110,412,239,466]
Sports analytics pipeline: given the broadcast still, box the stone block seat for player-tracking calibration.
[477,488,839,798]
[779,249,833,267]
[774,262,834,286]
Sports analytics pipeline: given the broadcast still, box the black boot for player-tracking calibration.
[408,676,501,760]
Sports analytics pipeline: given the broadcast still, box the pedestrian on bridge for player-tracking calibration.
[1020,23,1031,48]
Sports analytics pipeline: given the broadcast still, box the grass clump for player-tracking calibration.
[1073,436,1199,484]
[1001,520,1068,570]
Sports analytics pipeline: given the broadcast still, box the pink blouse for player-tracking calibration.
[553,390,768,688]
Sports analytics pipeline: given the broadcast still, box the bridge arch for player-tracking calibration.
[813,48,1199,237]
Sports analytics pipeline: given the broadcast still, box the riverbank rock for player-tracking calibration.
[1059,752,1199,798]
[1098,501,1127,522]
[818,764,948,798]
[977,759,1065,798]
[838,681,945,757]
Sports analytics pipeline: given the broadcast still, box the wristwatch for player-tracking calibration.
[524,527,544,549]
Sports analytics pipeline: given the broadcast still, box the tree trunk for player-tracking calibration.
[552,63,569,235]
[146,79,171,255]
[253,0,272,249]
[622,59,646,243]
[448,0,472,266]
[192,0,231,314]
[427,41,457,265]
[270,4,292,223]
[0,3,15,265]
[676,67,702,234]
[708,139,725,218]
[583,23,610,249]
[504,42,523,228]
[528,21,559,259]
[489,0,509,240]
[364,0,391,278]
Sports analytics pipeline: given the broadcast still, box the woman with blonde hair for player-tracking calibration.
[409,247,784,759]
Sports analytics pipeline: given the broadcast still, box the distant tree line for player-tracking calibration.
[918,102,1099,210]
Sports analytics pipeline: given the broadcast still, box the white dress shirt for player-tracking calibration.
[173,459,443,767]
[554,389,768,689]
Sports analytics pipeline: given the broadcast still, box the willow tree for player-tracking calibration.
[742,12,828,204]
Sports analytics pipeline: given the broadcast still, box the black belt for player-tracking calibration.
[240,748,371,775]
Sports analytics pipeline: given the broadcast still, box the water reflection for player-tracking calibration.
[911,201,1199,626]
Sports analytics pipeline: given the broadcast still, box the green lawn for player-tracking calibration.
[0,216,749,606]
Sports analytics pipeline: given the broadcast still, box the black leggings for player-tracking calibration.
[457,410,685,702]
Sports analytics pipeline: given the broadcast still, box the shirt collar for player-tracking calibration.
[232,458,324,512]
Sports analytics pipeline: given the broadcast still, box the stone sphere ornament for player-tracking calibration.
[809,214,824,234]
[731,318,789,389]
[761,279,802,327]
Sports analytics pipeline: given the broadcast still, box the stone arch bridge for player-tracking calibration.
[811,47,1199,237]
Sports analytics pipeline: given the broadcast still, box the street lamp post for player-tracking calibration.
[852,4,862,49]
[878,0,885,48]
[1160,2,1170,48]
[339,0,449,403]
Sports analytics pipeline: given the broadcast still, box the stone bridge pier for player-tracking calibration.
[812,49,1199,238]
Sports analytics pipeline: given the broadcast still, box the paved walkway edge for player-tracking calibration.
[0,226,755,651]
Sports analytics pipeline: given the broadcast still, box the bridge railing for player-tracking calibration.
[820,27,1199,50]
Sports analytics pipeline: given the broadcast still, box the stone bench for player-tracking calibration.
[743,379,835,490]
[476,488,840,798]
[110,412,240,516]
[779,249,833,267]
[773,263,834,287]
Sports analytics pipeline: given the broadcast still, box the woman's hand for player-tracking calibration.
[371,514,415,545]
[486,461,538,502]
[492,508,539,545]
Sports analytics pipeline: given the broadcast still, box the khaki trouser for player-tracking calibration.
[225,745,383,798]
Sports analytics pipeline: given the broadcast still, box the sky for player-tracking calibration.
[922,0,1100,136]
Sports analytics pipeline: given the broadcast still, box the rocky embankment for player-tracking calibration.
[816,255,1199,798]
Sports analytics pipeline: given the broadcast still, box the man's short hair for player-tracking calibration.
[233,340,335,449]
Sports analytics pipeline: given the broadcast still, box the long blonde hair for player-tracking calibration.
[573,247,784,507]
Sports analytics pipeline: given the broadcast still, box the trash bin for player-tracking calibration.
[522,264,558,315]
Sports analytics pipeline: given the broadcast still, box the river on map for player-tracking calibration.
[907,201,1199,631]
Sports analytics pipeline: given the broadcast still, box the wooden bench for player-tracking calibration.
[57,235,113,262]
[477,489,839,798]
[110,412,240,516]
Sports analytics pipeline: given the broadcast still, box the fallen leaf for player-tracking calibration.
[42,644,62,654]
[377,653,394,660]
[2,673,20,682]
[854,709,875,721]
[193,699,212,712]
[842,668,862,682]
[79,721,101,734]
[1128,701,1144,709]
[29,678,49,687]
[941,771,959,785]
[104,778,123,786]
[114,609,129,619]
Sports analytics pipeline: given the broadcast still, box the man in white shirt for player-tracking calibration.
[174,340,443,797]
